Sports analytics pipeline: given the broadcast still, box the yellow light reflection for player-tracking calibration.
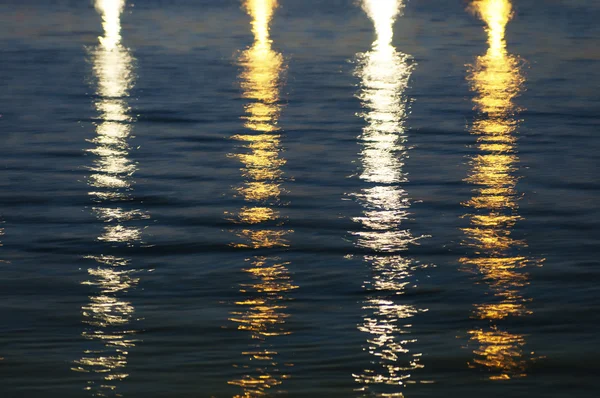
[227,1,296,396]
[462,0,534,380]
[353,1,425,396]
[73,1,144,395]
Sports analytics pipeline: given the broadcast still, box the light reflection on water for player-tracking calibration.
[462,0,539,381]
[352,1,426,396]
[226,1,296,396]
[71,1,147,395]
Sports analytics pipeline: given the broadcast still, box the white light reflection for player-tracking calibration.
[227,1,296,396]
[72,1,146,395]
[352,1,426,396]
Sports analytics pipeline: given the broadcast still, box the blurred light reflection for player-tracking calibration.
[462,0,537,380]
[227,1,296,396]
[352,1,426,396]
[72,1,146,395]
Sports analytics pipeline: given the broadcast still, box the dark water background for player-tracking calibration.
[1,0,599,397]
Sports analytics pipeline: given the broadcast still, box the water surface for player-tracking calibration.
[0,0,599,397]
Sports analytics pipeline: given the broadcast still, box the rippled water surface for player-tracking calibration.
[1,0,599,397]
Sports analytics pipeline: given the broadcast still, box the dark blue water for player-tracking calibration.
[1,0,599,397]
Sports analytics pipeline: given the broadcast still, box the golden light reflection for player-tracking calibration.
[352,1,425,396]
[72,1,145,395]
[227,1,296,396]
[462,0,535,380]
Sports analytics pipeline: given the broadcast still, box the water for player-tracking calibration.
[1,0,599,397]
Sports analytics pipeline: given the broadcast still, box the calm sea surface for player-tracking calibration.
[1,0,599,397]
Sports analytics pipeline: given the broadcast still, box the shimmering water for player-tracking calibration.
[1,0,599,397]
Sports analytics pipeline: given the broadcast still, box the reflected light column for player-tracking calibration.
[227,1,296,396]
[462,0,536,380]
[352,1,425,396]
[71,1,147,395]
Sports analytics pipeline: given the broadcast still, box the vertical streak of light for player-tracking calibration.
[227,1,296,396]
[352,1,425,396]
[462,0,536,381]
[72,1,147,396]
[96,0,126,51]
